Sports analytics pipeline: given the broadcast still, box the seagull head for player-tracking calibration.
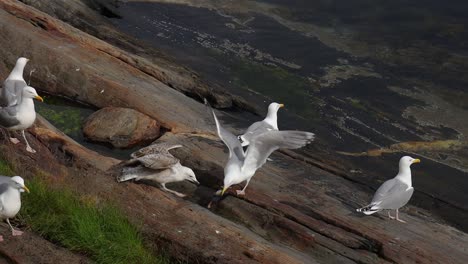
[23,86,44,102]
[268,102,285,114]
[182,166,199,185]
[17,57,30,66]
[399,156,421,168]
[10,176,30,193]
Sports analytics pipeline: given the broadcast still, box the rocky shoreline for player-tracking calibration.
[0,0,467,263]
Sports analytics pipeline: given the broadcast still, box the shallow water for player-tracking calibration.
[35,94,138,160]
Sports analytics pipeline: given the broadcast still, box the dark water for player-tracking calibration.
[111,0,468,230]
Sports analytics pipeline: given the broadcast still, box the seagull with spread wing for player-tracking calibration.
[238,102,284,147]
[211,108,314,196]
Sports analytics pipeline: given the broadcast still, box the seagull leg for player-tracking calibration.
[22,130,36,153]
[236,178,251,196]
[8,131,20,144]
[160,183,186,198]
[388,210,395,220]
[0,235,3,242]
[395,209,407,223]
[6,218,23,236]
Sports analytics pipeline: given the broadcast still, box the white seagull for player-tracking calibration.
[238,102,284,147]
[0,175,29,241]
[0,86,43,153]
[212,108,314,196]
[356,156,421,223]
[0,57,43,152]
[117,143,199,197]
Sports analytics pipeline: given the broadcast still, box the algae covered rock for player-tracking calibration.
[83,107,160,148]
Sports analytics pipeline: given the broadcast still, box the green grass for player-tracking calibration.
[0,159,14,175]
[20,178,169,264]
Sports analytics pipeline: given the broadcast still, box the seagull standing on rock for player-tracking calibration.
[238,102,284,147]
[211,107,314,197]
[0,57,43,153]
[0,176,29,241]
[0,86,43,153]
[117,143,199,197]
[356,156,420,223]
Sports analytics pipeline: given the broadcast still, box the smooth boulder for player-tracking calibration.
[83,107,160,148]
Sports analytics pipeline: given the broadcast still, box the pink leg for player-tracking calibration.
[395,209,407,223]
[7,219,24,236]
[388,211,395,219]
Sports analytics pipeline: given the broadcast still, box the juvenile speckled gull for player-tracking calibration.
[238,102,284,147]
[211,107,314,196]
[0,176,29,241]
[356,156,420,223]
[117,143,199,197]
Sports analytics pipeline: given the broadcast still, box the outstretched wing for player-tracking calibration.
[240,120,275,145]
[243,130,314,172]
[211,108,245,162]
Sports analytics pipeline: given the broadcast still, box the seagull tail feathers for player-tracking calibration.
[356,204,380,215]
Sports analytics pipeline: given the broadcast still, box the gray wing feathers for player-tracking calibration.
[211,109,245,162]
[243,130,315,171]
[371,179,413,209]
[0,80,26,107]
[0,182,10,195]
[0,176,13,185]
[0,107,20,128]
[240,121,274,146]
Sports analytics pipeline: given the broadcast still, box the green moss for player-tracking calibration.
[228,58,321,121]
[346,97,367,111]
[35,97,94,138]
[20,178,169,264]
[0,159,14,175]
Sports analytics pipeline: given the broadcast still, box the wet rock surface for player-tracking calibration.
[83,107,161,148]
[0,0,467,263]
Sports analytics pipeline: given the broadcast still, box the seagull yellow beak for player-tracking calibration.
[279,104,285,108]
[23,185,30,193]
[34,95,44,102]
[412,159,421,164]
[221,186,228,196]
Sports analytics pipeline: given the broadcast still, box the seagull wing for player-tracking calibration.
[370,178,413,209]
[243,130,314,172]
[0,105,20,128]
[130,143,182,158]
[0,80,26,107]
[0,182,11,211]
[240,121,275,144]
[136,153,180,170]
[211,108,245,162]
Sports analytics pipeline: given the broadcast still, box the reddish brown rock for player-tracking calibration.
[83,107,160,148]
